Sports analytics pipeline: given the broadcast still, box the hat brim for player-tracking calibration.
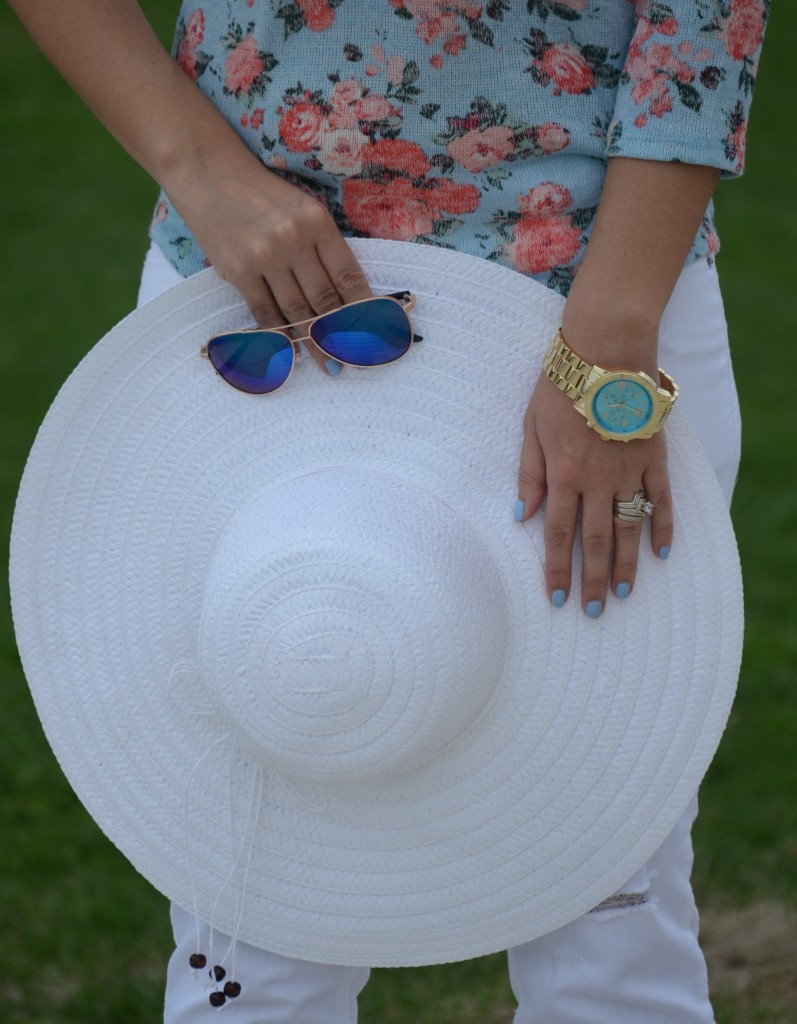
[10,240,742,966]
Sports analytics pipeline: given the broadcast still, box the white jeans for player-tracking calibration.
[140,245,741,1023]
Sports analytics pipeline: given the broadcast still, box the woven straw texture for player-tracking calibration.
[10,239,742,967]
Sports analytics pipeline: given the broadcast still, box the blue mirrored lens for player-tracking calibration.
[207,331,293,394]
[310,298,412,366]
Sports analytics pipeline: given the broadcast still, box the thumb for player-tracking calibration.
[516,413,547,522]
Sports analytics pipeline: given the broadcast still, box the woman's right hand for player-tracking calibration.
[170,151,373,347]
[8,0,372,354]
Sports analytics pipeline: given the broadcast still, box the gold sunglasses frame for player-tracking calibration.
[200,291,418,394]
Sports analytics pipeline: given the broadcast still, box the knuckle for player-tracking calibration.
[282,299,313,324]
[582,574,608,594]
[301,199,333,230]
[583,532,612,558]
[550,463,581,490]
[245,232,277,265]
[250,302,281,327]
[334,263,369,295]
[649,489,672,514]
[546,524,575,551]
[614,518,642,538]
[311,284,344,313]
[518,466,544,490]
[270,218,303,249]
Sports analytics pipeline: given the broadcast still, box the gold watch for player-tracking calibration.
[542,329,678,442]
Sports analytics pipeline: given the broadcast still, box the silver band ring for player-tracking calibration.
[613,490,654,523]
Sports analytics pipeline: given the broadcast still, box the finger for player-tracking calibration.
[315,232,372,304]
[580,492,614,618]
[543,485,579,609]
[263,269,344,377]
[611,494,644,599]
[516,408,547,522]
[642,438,674,560]
[293,258,369,377]
[234,274,284,329]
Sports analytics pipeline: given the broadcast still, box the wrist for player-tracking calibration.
[146,65,263,202]
[558,314,660,380]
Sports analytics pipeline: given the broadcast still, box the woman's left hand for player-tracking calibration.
[516,363,673,617]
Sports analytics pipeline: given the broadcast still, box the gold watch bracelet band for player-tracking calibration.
[542,329,677,400]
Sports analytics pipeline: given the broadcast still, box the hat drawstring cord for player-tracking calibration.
[218,757,264,998]
[195,747,263,1008]
[184,732,245,1008]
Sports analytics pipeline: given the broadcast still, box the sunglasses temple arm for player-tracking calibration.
[384,292,424,343]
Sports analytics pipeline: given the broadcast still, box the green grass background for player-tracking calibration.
[1,3,795,1021]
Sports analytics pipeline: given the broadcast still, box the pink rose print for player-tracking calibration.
[279,100,325,151]
[296,0,336,31]
[507,215,583,275]
[722,0,766,60]
[536,42,596,94]
[523,29,616,96]
[343,177,478,241]
[518,182,571,217]
[328,79,364,130]
[343,178,437,240]
[177,9,205,81]
[391,0,498,62]
[447,126,514,173]
[225,34,264,95]
[151,200,169,226]
[386,56,406,85]
[443,32,467,56]
[355,94,402,126]
[276,0,340,37]
[534,122,570,153]
[318,128,366,174]
[267,153,289,171]
[495,183,587,281]
[223,33,276,98]
[436,98,568,186]
[362,138,432,177]
[622,23,700,124]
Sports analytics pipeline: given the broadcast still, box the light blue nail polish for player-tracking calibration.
[325,358,344,376]
[615,582,631,599]
[513,499,525,523]
[551,588,566,608]
[658,545,670,560]
[586,600,603,619]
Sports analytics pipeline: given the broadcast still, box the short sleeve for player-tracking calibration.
[607,0,770,177]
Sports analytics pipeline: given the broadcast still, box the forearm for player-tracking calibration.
[7,0,261,199]
[562,157,720,373]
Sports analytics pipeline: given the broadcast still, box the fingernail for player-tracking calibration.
[325,358,344,376]
[615,582,631,599]
[658,545,670,560]
[551,588,566,608]
[586,600,603,619]
[513,499,525,523]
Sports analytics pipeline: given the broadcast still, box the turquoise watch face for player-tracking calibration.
[591,378,653,436]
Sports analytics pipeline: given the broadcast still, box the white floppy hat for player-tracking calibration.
[10,239,742,969]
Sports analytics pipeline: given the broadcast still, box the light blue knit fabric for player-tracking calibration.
[150,0,769,293]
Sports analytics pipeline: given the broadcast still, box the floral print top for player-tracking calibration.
[150,0,769,295]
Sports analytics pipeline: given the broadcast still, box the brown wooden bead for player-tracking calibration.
[189,953,207,969]
[209,991,226,1008]
[223,980,242,998]
[210,964,226,982]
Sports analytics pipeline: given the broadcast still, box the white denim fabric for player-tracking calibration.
[139,244,740,1024]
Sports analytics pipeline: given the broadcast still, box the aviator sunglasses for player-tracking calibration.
[201,291,420,395]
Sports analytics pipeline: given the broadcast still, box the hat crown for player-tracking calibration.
[199,468,510,783]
